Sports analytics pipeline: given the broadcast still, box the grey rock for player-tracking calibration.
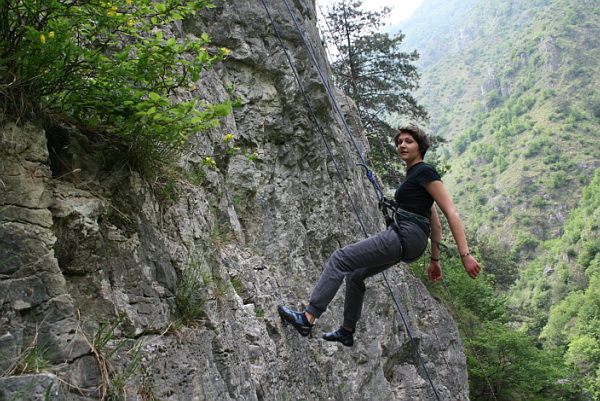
[0,373,59,401]
[0,0,470,400]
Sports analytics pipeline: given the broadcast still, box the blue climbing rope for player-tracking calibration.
[259,0,372,238]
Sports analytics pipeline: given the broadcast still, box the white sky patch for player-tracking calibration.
[317,0,425,24]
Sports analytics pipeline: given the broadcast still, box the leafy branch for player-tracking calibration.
[1,0,232,175]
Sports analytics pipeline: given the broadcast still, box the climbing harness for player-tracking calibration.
[260,1,442,399]
[379,196,431,235]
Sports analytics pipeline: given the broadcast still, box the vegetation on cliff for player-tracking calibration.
[1,0,230,174]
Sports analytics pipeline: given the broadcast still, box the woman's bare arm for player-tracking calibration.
[428,206,443,282]
[423,180,481,279]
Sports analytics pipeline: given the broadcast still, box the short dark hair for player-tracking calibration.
[394,125,430,158]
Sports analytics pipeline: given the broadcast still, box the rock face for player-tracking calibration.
[0,0,469,400]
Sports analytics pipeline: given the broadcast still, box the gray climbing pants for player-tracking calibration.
[306,220,428,330]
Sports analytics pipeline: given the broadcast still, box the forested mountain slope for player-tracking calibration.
[511,169,600,395]
[393,0,600,397]
[396,0,600,260]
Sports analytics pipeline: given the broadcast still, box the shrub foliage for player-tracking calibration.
[1,0,231,171]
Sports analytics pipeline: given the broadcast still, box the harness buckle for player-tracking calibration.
[379,197,396,227]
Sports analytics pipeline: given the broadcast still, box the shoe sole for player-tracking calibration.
[323,334,354,347]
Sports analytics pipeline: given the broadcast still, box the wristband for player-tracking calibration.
[430,256,440,262]
[460,252,470,258]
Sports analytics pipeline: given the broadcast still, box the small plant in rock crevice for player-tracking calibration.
[77,313,147,400]
[175,252,208,328]
[0,329,52,377]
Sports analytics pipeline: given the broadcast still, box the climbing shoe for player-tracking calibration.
[277,305,313,337]
[323,329,354,347]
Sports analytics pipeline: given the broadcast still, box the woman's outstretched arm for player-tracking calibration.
[428,206,443,282]
[423,180,481,279]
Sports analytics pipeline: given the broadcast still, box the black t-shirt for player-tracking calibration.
[393,162,441,219]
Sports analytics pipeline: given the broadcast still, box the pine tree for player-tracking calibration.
[319,0,429,184]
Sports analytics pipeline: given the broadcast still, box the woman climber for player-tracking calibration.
[278,125,481,347]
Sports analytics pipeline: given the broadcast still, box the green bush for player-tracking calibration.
[471,142,498,164]
[453,127,483,155]
[414,242,571,400]
[468,321,571,400]
[1,0,231,172]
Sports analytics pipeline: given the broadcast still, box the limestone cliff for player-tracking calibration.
[0,0,469,400]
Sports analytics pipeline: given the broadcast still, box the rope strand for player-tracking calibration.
[272,3,499,401]
[261,1,441,399]
[259,0,370,237]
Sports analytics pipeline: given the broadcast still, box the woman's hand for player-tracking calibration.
[462,255,481,279]
[428,260,442,283]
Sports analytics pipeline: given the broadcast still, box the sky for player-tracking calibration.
[318,0,425,24]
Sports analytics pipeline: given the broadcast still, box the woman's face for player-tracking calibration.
[396,132,422,165]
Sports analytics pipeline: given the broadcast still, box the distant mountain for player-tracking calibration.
[393,1,600,395]
[391,0,478,66]
[393,0,600,260]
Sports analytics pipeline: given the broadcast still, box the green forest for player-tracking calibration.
[389,0,600,399]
